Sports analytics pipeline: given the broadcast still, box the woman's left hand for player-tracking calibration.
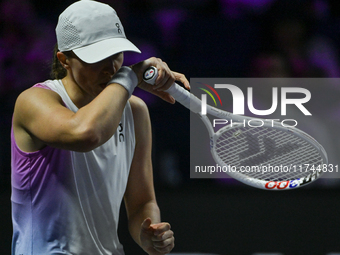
[140,218,175,255]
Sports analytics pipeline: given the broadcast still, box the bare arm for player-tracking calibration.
[124,97,174,254]
[13,82,129,152]
[13,57,184,153]
[124,96,160,236]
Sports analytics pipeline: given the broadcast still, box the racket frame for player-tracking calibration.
[143,67,328,190]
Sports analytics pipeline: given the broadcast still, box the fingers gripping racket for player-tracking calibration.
[143,67,328,190]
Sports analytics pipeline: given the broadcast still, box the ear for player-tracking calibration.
[57,52,70,70]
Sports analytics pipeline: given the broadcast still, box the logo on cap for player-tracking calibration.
[116,23,122,34]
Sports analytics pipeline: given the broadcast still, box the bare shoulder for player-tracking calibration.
[13,86,69,152]
[128,96,151,139]
[128,95,150,123]
[15,87,63,112]
[14,87,64,127]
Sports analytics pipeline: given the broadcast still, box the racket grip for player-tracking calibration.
[143,66,201,113]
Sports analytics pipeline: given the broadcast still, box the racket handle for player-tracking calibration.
[143,66,201,113]
[166,83,201,113]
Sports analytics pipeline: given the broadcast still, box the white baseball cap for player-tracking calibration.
[56,0,141,63]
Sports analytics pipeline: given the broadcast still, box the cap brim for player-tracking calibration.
[73,37,141,64]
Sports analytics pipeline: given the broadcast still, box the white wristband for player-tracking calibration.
[108,66,138,98]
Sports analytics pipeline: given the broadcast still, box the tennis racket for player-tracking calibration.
[143,66,328,190]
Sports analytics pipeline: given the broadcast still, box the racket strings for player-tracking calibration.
[214,126,323,181]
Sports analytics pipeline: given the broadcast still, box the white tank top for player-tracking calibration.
[11,80,135,255]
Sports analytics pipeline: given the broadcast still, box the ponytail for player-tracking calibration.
[50,44,71,80]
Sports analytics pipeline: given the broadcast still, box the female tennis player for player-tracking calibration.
[11,1,189,254]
